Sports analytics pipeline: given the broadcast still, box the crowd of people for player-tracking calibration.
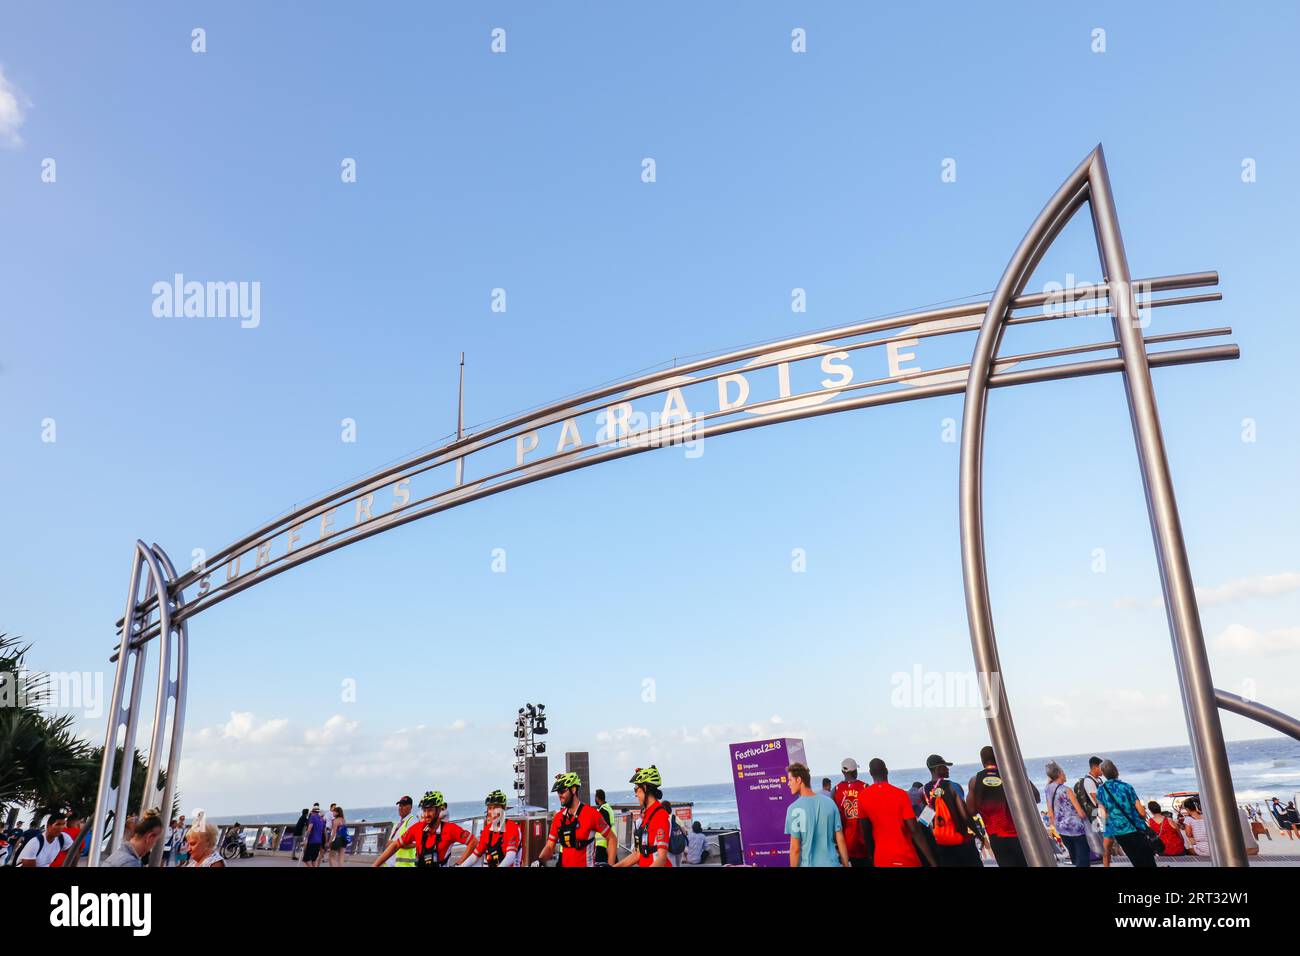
[284,802,351,867]
[6,747,1296,869]
[361,765,686,867]
[791,745,1295,868]
[1,808,224,868]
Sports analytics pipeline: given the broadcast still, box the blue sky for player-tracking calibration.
[2,3,1298,815]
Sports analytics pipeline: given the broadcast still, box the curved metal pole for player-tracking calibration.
[958,151,1096,868]
[1216,689,1300,742]
[138,545,187,866]
[1087,148,1246,867]
[136,544,172,822]
[155,546,188,862]
[89,546,142,868]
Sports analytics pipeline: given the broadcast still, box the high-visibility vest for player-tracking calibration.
[595,804,615,849]
[391,813,418,867]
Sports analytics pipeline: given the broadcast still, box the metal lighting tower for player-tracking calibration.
[513,703,548,808]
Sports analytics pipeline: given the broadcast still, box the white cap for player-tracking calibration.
[841,757,858,773]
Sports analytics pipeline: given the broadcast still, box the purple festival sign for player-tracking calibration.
[729,736,806,866]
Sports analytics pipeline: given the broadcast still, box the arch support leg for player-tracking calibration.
[88,542,188,866]
[1088,152,1246,867]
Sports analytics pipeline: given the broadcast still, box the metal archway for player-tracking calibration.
[90,542,187,866]
[91,146,1289,866]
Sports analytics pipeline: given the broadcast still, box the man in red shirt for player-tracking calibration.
[859,758,937,867]
[456,790,522,867]
[372,790,470,868]
[613,766,672,867]
[535,771,616,868]
[832,758,874,868]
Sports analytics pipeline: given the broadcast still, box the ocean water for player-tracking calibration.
[211,736,1300,827]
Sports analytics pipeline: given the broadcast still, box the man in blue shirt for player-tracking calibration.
[302,804,327,867]
[784,761,849,867]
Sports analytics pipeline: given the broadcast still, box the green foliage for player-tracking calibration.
[0,634,178,821]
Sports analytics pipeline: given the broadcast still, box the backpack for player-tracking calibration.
[928,785,965,847]
[667,816,688,856]
[9,830,69,866]
[1073,777,1096,819]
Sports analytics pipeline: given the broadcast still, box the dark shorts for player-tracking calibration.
[303,843,322,862]
[988,834,1027,867]
[935,840,984,867]
[330,836,347,851]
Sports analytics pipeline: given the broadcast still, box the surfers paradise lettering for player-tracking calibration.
[184,328,969,608]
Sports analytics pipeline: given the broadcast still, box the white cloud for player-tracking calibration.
[594,726,651,743]
[179,711,509,812]
[0,65,30,147]
[1111,573,1300,614]
[1040,695,1080,729]
[221,711,288,744]
[670,715,806,747]
[304,714,359,746]
[1213,623,1300,656]
[1197,572,1300,606]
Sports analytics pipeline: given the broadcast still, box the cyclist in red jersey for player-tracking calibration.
[534,772,616,867]
[457,790,522,867]
[372,790,471,868]
[614,765,672,867]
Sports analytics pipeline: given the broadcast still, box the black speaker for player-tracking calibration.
[565,752,591,805]
[524,756,549,809]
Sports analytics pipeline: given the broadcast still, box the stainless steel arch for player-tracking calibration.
[960,145,1247,866]
[113,274,1231,652]
[95,147,1274,867]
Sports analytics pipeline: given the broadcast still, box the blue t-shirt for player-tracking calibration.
[1097,779,1142,837]
[784,793,843,867]
[306,813,326,844]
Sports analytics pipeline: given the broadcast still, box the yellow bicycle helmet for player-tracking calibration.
[551,771,582,793]
[628,765,663,787]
